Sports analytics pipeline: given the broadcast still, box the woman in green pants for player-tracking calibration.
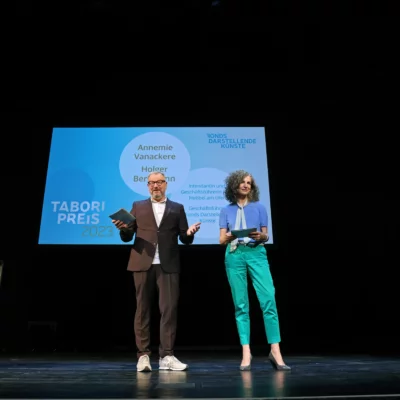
[219,170,290,371]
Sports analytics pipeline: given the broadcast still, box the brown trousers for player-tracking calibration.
[133,264,179,359]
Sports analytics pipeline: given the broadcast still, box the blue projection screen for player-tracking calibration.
[38,127,274,245]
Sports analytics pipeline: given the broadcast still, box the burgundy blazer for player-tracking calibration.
[120,198,193,272]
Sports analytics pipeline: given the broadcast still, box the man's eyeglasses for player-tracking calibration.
[147,180,166,187]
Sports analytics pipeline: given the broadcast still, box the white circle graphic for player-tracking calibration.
[120,132,191,196]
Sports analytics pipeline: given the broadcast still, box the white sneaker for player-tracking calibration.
[137,355,152,372]
[159,355,188,371]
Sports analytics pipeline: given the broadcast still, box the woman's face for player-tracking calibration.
[237,175,252,197]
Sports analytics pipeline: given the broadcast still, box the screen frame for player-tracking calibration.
[35,125,279,250]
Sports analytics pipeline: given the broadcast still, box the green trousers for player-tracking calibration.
[225,244,281,345]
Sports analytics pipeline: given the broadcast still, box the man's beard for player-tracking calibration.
[152,192,163,200]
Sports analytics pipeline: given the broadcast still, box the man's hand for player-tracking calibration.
[187,222,201,236]
[112,219,129,230]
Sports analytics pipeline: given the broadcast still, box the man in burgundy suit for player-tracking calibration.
[112,171,201,372]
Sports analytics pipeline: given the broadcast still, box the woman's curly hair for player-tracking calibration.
[223,170,260,203]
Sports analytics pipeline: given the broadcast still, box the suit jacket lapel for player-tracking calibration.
[146,198,158,229]
[159,199,171,228]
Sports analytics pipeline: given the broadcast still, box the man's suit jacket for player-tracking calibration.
[120,198,194,272]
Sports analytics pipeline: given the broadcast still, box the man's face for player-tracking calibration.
[147,173,167,200]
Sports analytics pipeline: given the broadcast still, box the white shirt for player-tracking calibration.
[151,198,167,264]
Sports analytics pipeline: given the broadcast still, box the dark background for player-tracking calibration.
[1,1,398,356]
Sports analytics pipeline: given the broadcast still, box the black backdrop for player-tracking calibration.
[2,1,398,356]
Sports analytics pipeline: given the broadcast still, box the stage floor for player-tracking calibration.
[0,351,400,399]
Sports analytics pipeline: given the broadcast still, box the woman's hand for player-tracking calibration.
[248,231,268,241]
[224,232,237,244]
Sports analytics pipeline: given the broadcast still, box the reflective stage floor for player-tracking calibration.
[0,351,400,399]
